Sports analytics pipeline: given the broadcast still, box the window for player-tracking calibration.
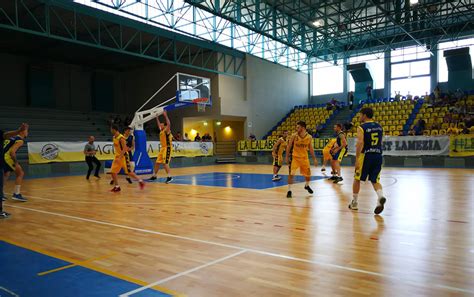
[392,60,430,79]
[391,45,431,63]
[348,53,385,91]
[438,37,474,82]
[312,60,343,96]
[391,76,430,97]
[390,45,431,97]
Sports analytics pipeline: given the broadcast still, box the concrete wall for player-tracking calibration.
[217,55,309,138]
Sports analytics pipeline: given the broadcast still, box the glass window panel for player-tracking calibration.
[392,63,410,78]
[391,76,430,97]
[410,60,430,76]
[312,60,343,95]
[438,37,474,82]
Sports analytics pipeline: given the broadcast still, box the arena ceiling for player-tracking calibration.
[1,0,473,74]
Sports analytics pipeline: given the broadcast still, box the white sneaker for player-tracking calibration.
[272,175,282,181]
[348,200,358,210]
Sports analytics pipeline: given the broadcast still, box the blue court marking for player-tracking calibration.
[0,241,171,297]
[149,172,326,189]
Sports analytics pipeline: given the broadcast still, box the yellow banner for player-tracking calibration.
[27,141,213,164]
[449,135,474,157]
[237,139,332,151]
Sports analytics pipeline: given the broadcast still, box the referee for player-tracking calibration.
[84,136,101,180]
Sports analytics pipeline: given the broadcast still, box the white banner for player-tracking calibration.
[28,141,213,164]
[346,135,450,156]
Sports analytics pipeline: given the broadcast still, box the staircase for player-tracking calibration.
[319,107,353,138]
[215,141,237,163]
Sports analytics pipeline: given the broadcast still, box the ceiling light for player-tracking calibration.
[312,20,323,27]
[409,0,419,5]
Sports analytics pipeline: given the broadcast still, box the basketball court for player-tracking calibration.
[1,165,473,296]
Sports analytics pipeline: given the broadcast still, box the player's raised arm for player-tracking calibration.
[163,110,171,133]
[156,115,162,131]
[3,123,28,139]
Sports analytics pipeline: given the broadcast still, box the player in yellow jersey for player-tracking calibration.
[149,111,173,183]
[321,138,336,174]
[110,125,145,192]
[285,121,318,198]
[271,131,288,181]
[3,126,29,202]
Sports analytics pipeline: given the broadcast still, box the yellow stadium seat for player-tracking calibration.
[396,125,403,131]
[393,131,400,136]
[431,130,439,136]
[389,125,396,131]
[439,129,448,135]
[423,130,430,136]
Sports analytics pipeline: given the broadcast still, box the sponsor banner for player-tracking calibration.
[346,135,450,156]
[449,134,474,157]
[237,139,332,152]
[28,141,213,164]
[238,136,450,156]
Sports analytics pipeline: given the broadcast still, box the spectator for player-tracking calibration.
[434,84,441,101]
[326,102,334,111]
[194,133,201,142]
[366,84,372,100]
[410,119,425,136]
[174,132,182,141]
[394,91,401,101]
[248,133,257,141]
[183,133,190,141]
[202,133,213,142]
[348,91,354,110]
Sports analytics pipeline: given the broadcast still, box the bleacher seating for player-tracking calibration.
[0,106,120,160]
[350,99,417,136]
[265,105,335,140]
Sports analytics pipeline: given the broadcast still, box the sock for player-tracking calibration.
[115,185,120,188]
[139,179,143,182]
[352,193,358,202]
[14,185,21,194]
[305,181,309,187]
[376,189,384,200]
[288,184,292,191]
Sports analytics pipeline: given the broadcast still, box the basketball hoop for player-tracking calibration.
[193,98,209,112]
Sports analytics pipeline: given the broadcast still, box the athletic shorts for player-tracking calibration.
[3,155,15,172]
[157,147,172,164]
[273,155,283,167]
[322,148,332,161]
[111,155,131,174]
[289,157,311,177]
[354,153,383,183]
[332,147,347,162]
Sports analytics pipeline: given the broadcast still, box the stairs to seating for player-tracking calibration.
[215,141,236,163]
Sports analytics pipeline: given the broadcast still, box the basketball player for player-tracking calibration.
[285,121,318,198]
[149,111,173,183]
[330,123,348,184]
[84,136,101,180]
[350,107,386,214]
[3,126,29,202]
[110,125,145,192]
[321,138,336,174]
[271,131,288,181]
[1,123,28,218]
[124,127,134,184]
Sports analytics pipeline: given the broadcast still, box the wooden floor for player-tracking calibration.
[1,164,473,296]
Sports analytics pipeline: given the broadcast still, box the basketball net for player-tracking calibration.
[193,98,209,112]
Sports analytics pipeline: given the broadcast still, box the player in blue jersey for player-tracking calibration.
[349,107,387,214]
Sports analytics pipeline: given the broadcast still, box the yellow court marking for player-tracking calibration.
[1,238,184,297]
[37,252,117,276]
